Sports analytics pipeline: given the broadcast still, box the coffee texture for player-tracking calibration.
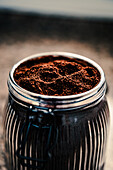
[14,55,100,96]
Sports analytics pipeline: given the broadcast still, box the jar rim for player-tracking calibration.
[8,52,106,109]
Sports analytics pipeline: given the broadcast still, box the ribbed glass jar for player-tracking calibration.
[4,52,110,170]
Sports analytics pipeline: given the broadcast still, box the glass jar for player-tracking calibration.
[4,52,110,170]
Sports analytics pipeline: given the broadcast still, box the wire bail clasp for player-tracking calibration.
[16,106,58,169]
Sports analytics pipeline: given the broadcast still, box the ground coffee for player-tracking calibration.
[14,55,100,96]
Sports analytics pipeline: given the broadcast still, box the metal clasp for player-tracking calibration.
[16,106,58,169]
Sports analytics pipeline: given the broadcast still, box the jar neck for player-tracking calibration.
[8,52,106,111]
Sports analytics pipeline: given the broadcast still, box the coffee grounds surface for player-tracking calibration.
[14,55,100,96]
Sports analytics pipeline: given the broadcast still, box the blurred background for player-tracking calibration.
[0,0,113,169]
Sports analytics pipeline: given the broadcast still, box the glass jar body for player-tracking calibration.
[4,95,109,170]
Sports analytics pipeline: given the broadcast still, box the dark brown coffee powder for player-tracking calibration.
[14,55,100,96]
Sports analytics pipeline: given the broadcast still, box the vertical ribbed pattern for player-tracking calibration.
[4,99,109,170]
